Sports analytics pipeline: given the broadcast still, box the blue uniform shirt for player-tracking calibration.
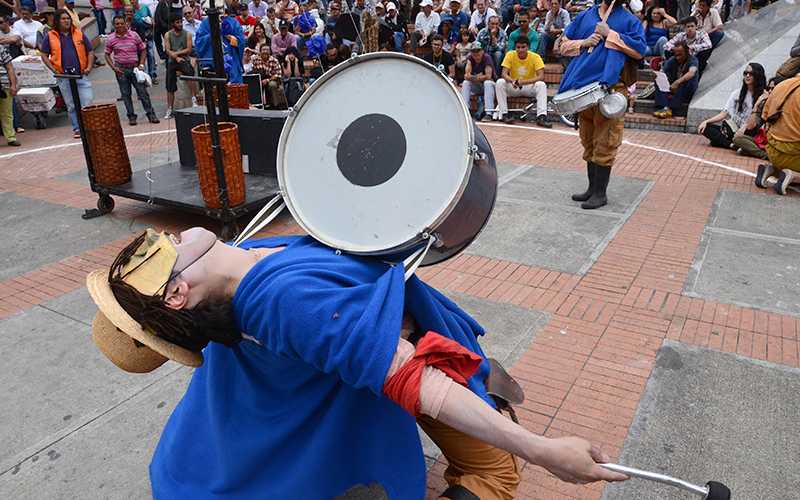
[150,236,494,500]
[558,5,646,92]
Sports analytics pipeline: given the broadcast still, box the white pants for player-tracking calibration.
[461,80,496,115]
[495,79,547,119]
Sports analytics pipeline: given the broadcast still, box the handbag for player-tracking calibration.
[720,118,737,143]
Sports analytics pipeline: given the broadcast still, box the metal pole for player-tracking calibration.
[204,0,230,121]
[63,74,96,186]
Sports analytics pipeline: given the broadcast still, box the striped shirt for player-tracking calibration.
[105,29,145,66]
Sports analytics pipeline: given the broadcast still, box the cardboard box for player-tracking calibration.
[16,87,56,112]
[12,55,57,88]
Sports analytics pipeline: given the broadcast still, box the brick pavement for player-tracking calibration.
[1,115,797,499]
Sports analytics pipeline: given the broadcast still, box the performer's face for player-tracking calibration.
[168,228,220,280]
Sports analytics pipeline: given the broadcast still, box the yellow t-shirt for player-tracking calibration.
[501,51,544,81]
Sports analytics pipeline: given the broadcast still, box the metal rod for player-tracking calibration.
[204,0,230,121]
[200,79,231,213]
[60,73,97,188]
[600,464,709,497]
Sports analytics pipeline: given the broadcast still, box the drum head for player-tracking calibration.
[278,53,474,254]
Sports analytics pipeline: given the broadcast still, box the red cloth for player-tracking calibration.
[383,331,483,417]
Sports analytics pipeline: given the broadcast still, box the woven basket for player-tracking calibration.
[213,83,250,109]
[83,104,131,186]
[191,122,245,209]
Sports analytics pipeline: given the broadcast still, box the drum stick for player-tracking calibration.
[587,0,616,53]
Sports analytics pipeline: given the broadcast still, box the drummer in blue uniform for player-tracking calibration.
[558,0,646,210]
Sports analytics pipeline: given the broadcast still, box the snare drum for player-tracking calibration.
[272,52,497,266]
[552,82,608,116]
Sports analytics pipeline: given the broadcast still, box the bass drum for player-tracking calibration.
[276,52,497,266]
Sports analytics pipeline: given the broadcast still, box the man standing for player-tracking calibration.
[422,34,454,78]
[0,43,19,146]
[105,15,159,126]
[540,0,569,58]
[559,0,646,209]
[412,0,439,51]
[40,9,95,139]
[461,42,496,122]
[11,7,42,51]
[476,15,506,70]
[507,11,538,53]
[495,37,551,128]
[653,41,698,119]
[163,14,196,119]
[131,0,158,84]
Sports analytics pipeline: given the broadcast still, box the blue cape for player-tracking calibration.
[558,5,646,91]
[195,16,246,83]
[150,236,494,499]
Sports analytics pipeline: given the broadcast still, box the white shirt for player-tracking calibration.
[182,18,201,41]
[469,7,496,31]
[12,19,42,48]
[725,88,753,128]
[415,11,440,35]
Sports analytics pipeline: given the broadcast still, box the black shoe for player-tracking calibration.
[7,140,21,147]
[581,164,610,209]
[572,162,595,202]
[536,114,552,128]
[774,169,793,195]
[147,114,160,124]
[129,117,137,126]
[754,163,774,189]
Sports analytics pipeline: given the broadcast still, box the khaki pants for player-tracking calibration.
[766,135,800,173]
[418,415,520,500]
[578,84,627,167]
[0,94,15,143]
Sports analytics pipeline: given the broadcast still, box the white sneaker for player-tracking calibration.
[191,96,199,107]
[163,108,173,120]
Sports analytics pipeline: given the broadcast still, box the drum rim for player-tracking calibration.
[276,52,476,255]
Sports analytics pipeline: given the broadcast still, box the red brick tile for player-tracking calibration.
[752,333,768,361]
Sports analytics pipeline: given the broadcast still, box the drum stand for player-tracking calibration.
[600,464,731,499]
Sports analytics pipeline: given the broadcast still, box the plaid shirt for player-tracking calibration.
[0,44,12,88]
[250,53,282,80]
[664,31,713,56]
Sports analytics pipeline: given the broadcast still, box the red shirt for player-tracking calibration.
[237,15,258,27]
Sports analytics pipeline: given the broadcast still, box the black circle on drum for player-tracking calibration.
[336,113,406,187]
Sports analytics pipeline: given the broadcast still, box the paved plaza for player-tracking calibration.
[1,66,799,500]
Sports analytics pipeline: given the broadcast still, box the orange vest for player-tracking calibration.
[47,28,89,74]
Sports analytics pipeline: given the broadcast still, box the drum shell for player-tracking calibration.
[552,83,608,115]
[422,126,497,266]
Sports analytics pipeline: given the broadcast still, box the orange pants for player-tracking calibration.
[418,415,520,500]
[578,86,627,167]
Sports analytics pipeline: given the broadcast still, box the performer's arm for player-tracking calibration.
[558,33,602,57]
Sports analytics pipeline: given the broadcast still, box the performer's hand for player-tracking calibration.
[537,437,629,485]
[594,21,610,37]
[581,33,602,48]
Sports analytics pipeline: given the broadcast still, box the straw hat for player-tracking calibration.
[87,270,203,372]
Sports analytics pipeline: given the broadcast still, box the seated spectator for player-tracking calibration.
[352,0,368,20]
[755,75,800,195]
[320,43,341,71]
[422,34,455,78]
[236,3,259,35]
[412,0,440,50]
[565,0,594,17]
[494,37,550,127]
[453,27,473,82]
[468,0,496,35]
[439,19,458,52]
[334,3,361,49]
[11,7,42,52]
[460,42,496,121]
[323,2,339,43]
[664,16,712,73]
[508,11,538,54]
[249,0,268,20]
[271,19,297,58]
[247,22,270,51]
[540,0,569,59]
[733,77,776,160]
[505,0,534,28]
[642,6,676,57]
[183,6,202,41]
[262,7,280,39]
[382,2,407,52]
[476,15,506,70]
[531,5,547,39]
[692,0,723,49]
[440,0,469,33]
[188,0,203,20]
[249,43,286,108]
[282,46,305,105]
[653,41,698,118]
[698,62,766,149]
[276,0,299,22]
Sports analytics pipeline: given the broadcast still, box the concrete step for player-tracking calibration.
[624,111,686,132]
[633,98,657,114]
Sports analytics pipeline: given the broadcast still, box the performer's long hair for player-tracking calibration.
[738,62,766,114]
[108,233,242,351]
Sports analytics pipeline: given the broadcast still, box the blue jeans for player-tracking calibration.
[145,39,157,78]
[645,36,667,57]
[57,76,93,133]
[537,32,551,57]
[393,32,405,52]
[93,8,107,34]
[654,78,697,116]
[709,30,724,48]
[116,67,155,119]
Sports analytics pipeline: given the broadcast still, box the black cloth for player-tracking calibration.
[334,12,360,43]
[166,59,194,92]
[320,54,341,72]
[423,50,455,73]
[702,123,732,149]
[384,13,406,34]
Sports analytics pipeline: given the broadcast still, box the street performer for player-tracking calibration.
[86,228,627,499]
[559,0,646,209]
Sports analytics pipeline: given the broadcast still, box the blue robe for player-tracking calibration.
[149,236,494,500]
[195,16,246,83]
[558,5,646,92]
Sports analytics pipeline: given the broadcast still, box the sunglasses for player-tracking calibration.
[743,71,753,76]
